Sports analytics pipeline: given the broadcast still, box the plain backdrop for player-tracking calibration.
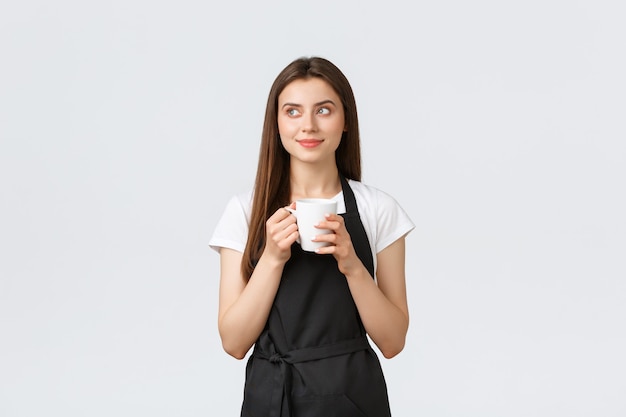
[1,1,625,416]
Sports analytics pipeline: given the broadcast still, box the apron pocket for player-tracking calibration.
[293,393,368,417]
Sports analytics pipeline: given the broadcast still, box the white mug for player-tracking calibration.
[286,198,338,252]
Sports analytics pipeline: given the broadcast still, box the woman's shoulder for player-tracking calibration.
[229,189,253,209]
[209,189,254,253]
[347,179,415,252]
[213,189,254,230]
[347,179,402,209]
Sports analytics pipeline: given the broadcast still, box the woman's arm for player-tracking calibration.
[217,248,285,359]
[344,238,409,358]
[315,214,409,358]
[217,206,298,359]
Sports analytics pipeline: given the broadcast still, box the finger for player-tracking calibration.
[277,212,297,229]
[267,212,288,226]
[268,204,295,223]
[315,218,343,231]
[284,230,299,245]
[314,245,335,255]
[275,230,299,250]
[322,213,345,227]
[271,222,298,242]
[312,230,337,241]
[281,223,299,239]
[282,201,296,215]
[324,213,343,222]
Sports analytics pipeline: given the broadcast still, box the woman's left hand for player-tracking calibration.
[313,213,362,275]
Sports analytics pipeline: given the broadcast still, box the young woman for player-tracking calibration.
[210,57,414,417]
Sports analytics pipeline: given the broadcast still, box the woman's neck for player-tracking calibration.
[289,162,342,201]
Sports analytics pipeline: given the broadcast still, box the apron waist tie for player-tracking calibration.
[253,336,370,417]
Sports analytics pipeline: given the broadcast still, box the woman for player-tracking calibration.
[210,56,414,417]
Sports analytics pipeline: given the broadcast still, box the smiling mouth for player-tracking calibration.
[297,139,323,148]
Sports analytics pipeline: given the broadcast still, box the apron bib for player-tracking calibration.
[241,177,392,417]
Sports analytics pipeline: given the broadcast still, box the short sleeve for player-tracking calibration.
[209,192,252,253]
[373,189,415,254]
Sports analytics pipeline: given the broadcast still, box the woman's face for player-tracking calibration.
[277,77,345,167]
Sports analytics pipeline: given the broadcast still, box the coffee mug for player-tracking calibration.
[286,198,338,252]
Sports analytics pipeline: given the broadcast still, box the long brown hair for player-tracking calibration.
[241,56,362,279]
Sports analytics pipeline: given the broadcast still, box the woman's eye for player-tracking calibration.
[317,107,330,115]
[287,108,300,117]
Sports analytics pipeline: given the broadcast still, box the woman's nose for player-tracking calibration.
[301,112,318,132]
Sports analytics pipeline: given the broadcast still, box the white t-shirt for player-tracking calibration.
[209,180,415,274]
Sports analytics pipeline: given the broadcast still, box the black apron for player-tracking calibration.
[241,177,392,417]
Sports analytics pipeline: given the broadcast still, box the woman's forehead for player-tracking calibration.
[278,78,340,105]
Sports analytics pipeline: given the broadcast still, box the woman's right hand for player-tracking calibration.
[262,202,299,264]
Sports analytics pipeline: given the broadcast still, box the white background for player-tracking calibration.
[1,1,625,416]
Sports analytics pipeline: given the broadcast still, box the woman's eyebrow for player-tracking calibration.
[281,99,336,109]
[315,99,336,107]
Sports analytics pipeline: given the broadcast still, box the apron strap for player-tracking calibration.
[339,176,375,278]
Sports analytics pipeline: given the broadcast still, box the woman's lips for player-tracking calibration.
[297,139,323,148]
